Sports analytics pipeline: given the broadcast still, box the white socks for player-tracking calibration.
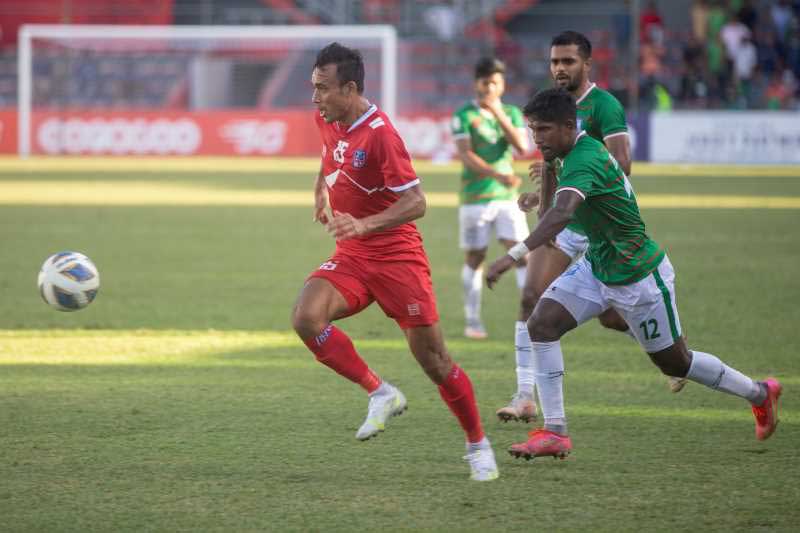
[532,340,567,432]
[466,436,491,451]
[462,265,482,323]
[514,321,536,396]
[686,350,763,404]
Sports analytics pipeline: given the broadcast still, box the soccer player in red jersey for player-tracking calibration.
[291,43,499,481]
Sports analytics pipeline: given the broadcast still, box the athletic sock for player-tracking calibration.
[686,350,764,404]
[514,321,536,396]
[532,340,568,434]
[461,265,482,324]
[302,324,381,393]
[466,436,491,453]
[515,266,527,290]
[438,364,485,443]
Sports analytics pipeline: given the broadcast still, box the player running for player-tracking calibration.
[291,43,498,481]
[497,31,682,424]
[486,88,782,460]
[452,57,530,342]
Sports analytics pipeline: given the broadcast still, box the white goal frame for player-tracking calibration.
[17,24,398,157]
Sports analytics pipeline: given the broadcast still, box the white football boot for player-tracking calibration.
[464,440,499,481]
[355,382,407,440]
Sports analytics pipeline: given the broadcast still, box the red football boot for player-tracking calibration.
[508,428,572,460]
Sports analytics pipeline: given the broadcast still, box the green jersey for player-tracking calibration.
[556,132,664,285]
[452,101,525,204]
[566,83,629,236]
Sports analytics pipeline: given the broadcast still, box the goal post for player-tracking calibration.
[17,24,397,157]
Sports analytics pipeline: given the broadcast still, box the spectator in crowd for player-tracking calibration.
[721,10,752,61]
[691,0,711,41]
[640,0,666,45]
[733,34,758,105]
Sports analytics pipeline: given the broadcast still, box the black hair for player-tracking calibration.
[523,88,577,125]
[551,31,592,60]
[314,42,365,93]
[474,57,506,79]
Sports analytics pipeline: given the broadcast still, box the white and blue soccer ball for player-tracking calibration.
[38,251,100,311]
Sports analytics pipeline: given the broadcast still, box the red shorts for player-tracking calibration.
[307,250,440,329]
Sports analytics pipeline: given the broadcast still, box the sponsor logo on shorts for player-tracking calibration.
[353,149,367,168]
[407,303,420,316]
[318,261,338,271]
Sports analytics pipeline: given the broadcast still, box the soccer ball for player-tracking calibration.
[38,251,100,311]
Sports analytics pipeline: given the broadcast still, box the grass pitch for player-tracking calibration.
[0,160,798,531]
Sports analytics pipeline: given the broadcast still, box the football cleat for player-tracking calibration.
[752,377,782,441]
[355,383,407,441]
[496,392,538,422]
[463,446,499,481]
[508,428,572,460]
[464,320,488,340]
[669,376,688,393]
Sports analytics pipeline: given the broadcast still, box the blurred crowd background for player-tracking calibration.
[0,0,798,112]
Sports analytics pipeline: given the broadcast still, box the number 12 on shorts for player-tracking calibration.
[639,318,660,340]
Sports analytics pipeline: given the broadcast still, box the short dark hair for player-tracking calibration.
[551,31,592,60]
[523,88,576,125]
[314,42,365,93]
[474,57,506,79]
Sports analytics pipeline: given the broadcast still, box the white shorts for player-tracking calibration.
[459,200,529,250]
[554,227,589,262]
[542,255,682,353]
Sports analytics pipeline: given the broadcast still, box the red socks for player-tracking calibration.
[438,364,485,443]
[303,324,381,393]
[304,325,484,443]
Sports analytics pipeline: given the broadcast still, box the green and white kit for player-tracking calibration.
[452,101,529,250]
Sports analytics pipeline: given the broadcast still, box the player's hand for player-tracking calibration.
[517,192,540,213]
[326,211,368,240]
[478,90,503,115]
[496,173,522,189]
[528,160,545,181]
[486,254,515,290]
[314,188,330,225]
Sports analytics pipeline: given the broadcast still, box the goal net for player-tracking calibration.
[17,24,397,157]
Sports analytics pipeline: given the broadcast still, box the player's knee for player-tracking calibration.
[648,346,691,377]
[527,313,563,343]
[290,305,326,340]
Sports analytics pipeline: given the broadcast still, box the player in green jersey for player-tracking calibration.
[487,88,782,459]
[452,57,530,342]
[497,31,678,424]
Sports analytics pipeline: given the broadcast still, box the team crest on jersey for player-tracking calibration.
[353,149,367,168]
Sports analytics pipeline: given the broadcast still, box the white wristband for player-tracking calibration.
[507,241,530,261]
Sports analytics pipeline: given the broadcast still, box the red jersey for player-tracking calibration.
[315,105,423,260]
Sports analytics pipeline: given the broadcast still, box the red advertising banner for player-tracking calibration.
[0,108,461,158]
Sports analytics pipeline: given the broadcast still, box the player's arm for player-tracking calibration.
[604,133,632,176]
[518,161,557,215]
[487,189,583,288]
[455,138,521,188]
[537,162,557,216]
[488,104,529,154]
[313,165,331,224]
[326,184,426,240]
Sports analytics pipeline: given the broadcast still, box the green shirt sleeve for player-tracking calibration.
[507,105,524,128]
[596,95,628,138]
[451,109,470,139]
[557,170,595,199]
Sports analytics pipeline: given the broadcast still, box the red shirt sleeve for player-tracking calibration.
[377,126,419,191]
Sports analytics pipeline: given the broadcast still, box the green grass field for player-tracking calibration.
[1,160,798,531]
